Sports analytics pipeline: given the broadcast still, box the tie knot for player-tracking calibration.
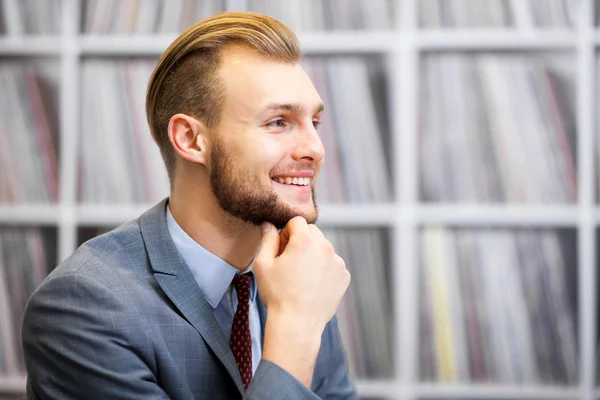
[232,273,252,302]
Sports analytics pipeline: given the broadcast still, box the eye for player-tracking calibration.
[266,118,288,129]
[312,120,321,130]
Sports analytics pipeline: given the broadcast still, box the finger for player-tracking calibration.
[334,254,346,269]
[279,216,308,251]
[256,222,279,265]
[307,224,327,242]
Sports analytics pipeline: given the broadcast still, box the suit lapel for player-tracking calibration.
[257,294,268,345]
[139,199,245,395]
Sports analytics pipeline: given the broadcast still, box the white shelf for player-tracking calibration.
[75,204,152,226]
[415,383,579,399]
[354,379,397,397]
[77,30,579,56]
[0,204,61,225]
[0,30,591,58]
[0,37,62,55]
[417,204,580,226]
[318,204,397,226]
[79,31,397,55]
[297,31,397,53]
[593,209,600,225]
[417,30,577,50]
[0,203,588,228]
[79,35,175,56]
[74,203,397,227]
[0,376,26,392]
[0,203,590,227]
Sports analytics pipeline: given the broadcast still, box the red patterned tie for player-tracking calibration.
[230,273,253,391]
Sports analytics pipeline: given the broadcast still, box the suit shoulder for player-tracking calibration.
[43,219,148,289]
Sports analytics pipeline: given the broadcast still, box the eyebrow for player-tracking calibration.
[260,102,325,117]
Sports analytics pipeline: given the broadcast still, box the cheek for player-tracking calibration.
[236,136,286,172]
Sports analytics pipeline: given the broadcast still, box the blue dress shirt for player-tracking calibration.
[166,206,262,374]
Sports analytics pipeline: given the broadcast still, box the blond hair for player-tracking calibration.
[146,12,301,182]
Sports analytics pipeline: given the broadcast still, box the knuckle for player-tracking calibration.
[308,223,322,234]
[293,230,311,247]
[323,240,335,256]
[335,254,346,269]
[290,215,308,228]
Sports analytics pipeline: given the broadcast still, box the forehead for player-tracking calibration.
[217,45,321,114]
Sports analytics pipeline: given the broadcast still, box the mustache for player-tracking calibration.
[270,164,317,176]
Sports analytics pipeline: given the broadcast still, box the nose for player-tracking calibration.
[290,123,325,163]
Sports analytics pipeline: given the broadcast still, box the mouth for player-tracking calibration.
[270,176,313,200]
[270,176,311,187]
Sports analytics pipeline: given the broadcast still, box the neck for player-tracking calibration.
[169,177,261,271]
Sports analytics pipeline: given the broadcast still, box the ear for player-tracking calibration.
[167,113,210,166]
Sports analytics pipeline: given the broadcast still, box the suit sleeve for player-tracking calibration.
[245,316,357,400]
[312,316,358,399]
[246,360,321,400]
[22,272,174,400]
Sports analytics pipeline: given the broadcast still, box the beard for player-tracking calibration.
[209,138,318,230]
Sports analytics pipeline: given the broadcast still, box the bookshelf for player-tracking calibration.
[0,0,598,399]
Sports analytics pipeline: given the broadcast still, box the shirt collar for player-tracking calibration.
[166,204,257,308]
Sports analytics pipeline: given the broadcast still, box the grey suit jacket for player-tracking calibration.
[22,199,357,399]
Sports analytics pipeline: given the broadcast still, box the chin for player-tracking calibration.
[291,205,319,225]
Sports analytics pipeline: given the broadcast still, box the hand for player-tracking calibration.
[254,216,351,335]
[253,216,351,388]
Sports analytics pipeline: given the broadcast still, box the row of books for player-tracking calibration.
[247,0,395,32]
[79,56,392,204]
[420,54,577,204]
[79,59,169,203]
[0,61,59,203]
[324,228,394,378]
[0,0,61,35]
[304,57,392,204]
[0,228,53,376]
[419,227,578,384]
[1,53,595,206]
[420,0,580,28]
[82,0,224,35]
[81,0,395,34]
[0,53,592,205]
[2,0,585,36]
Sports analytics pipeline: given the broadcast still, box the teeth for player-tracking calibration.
[273,177,311,186]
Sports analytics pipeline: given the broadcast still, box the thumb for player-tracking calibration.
[257,222,279,265]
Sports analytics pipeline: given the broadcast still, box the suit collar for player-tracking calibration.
[164,205,259,308]
[139,198,245,395]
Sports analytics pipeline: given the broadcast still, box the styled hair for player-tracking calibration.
[146,12,302,182]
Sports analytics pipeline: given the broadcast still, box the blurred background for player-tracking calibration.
[0,0,597,399]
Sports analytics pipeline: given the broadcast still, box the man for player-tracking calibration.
[21,11,356,400]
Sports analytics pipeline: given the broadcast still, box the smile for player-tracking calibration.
[271,177,311,186]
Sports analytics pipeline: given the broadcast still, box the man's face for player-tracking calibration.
[207,45,325,230]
